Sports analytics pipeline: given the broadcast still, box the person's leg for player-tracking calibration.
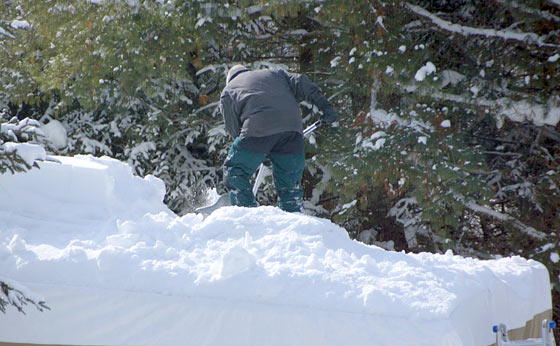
[268,133,305,212]
[268,151,305,212]
[224,138,266,207]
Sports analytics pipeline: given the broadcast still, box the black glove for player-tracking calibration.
[321,105,339,124]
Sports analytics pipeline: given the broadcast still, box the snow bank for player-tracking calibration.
[0,155,553,346]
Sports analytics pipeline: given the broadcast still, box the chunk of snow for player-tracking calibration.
[42,120,67,150]
[330,56,342,68]
[10,20,30,30]
[341,199,357,210]
[548,54,560,62]
[415,62,436,82]
[440,120,451,128]
[219,246,257,280]
[361,131,387,151]
[376,17,387,33]
[195,17,212,29]
[247,5,262,14]
[440,70,466,88]
[290,29,309,36]
[470,86,480,97]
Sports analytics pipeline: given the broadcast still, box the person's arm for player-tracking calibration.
[279,70,338,123]
[220,93,241,138]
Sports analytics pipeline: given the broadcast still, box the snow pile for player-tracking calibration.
[41,120,68,150]
[0,155,553,346]
[415,61,436,82]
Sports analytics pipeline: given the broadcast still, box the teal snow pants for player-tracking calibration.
[224,132,305,213]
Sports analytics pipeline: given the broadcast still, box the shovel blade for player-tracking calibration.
[195,193,231,215]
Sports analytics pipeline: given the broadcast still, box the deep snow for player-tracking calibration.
[0,155,553,346]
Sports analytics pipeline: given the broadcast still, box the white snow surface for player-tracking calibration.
[0,155,552,346]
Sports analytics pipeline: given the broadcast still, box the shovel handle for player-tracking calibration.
[303,120,324,137]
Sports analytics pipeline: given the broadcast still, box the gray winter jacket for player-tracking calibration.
[219,69,337,138]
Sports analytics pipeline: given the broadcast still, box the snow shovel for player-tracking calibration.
[195,120,324,215]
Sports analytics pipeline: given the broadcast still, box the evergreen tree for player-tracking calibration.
[0,0,221,212]
[307,0,560,328]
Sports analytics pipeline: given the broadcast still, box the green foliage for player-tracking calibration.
[1,0,223,213]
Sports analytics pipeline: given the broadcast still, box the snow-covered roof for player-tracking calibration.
[0,155,552,345]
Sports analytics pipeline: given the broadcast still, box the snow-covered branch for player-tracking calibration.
[405,3,559,48]
[0,278,49,314]
[464,201,547,240]
[413,86,560,128]
[0,26,15,39]
[1,19,30,39]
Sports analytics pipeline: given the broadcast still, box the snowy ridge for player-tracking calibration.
[0,155,553,346]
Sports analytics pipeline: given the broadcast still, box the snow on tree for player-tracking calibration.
[0,115,51,174]
[0,278,49,314]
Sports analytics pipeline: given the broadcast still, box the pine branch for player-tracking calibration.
[0,280,50,315]
[464,201,548,240]
[0,25,15,39]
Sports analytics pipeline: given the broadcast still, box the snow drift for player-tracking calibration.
[0,155,553,346]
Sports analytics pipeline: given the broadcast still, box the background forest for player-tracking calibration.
[1,0,559,331]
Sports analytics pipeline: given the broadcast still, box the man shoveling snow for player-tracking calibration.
[198,65,338,214]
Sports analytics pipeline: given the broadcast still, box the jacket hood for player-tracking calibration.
[226,65,249,85]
